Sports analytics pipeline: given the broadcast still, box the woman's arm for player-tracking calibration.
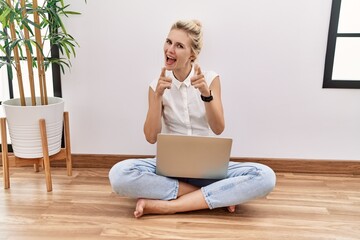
[143,88,163,144]
[204,76,225,135]
[143,68,172,143]
[191,65,225,135]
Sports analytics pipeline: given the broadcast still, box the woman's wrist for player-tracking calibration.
[201,90,213,102]
[154,92,163,101]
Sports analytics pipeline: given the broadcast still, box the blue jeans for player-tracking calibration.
[109,158,276,209]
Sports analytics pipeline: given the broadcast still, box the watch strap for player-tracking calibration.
[201,90,213,102]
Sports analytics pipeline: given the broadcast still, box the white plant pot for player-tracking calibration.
[2,97,64,158]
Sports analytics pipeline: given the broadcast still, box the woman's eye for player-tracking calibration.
[177,44,184,49]
[166,39,172,44]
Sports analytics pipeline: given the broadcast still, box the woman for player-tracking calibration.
[109,20,276,218]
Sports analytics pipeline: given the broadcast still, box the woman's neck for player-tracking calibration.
[173,64,193,82]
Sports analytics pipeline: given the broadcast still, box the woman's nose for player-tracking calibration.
[168,44,175,53]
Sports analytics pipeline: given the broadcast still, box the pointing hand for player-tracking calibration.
[155,67,172,96]
[191,64,210,96]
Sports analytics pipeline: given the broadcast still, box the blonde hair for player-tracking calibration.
[171,19,203,61]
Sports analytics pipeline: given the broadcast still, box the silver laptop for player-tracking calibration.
[156,134,232,179]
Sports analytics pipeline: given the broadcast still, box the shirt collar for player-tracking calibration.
[171,66,194,89]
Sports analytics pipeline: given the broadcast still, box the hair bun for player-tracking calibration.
[192,19,202,28]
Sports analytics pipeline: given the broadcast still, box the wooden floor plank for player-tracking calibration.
[0,167,360,240]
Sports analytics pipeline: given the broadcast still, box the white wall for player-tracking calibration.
[61,0,360,160]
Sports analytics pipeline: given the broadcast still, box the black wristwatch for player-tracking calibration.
[201,90,213,102]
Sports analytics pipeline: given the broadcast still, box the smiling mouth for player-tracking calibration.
[166,56,176,65]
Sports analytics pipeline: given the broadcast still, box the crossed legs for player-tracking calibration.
[134,181,235,218]
[109,159,275,218]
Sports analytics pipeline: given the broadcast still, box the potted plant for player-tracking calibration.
[0,0,81,158]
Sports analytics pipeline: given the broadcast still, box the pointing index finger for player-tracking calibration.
[195,64,202,75]
[160,67,166,78]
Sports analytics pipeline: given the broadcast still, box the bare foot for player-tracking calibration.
[134,199,175,218]
[134,199,146,218]
[227,205,236,213]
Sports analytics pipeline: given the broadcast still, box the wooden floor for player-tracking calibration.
[0,167,360,240]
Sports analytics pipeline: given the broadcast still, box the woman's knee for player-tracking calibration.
[259,164,276,195]
[108,159,136,195]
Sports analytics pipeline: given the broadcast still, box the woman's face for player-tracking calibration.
[164,29,194,71]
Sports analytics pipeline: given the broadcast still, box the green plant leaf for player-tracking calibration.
[0,0,86,103]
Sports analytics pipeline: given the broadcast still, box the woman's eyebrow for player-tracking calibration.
[166,38,185,46]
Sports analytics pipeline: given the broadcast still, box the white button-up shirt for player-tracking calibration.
[150,67,218,136]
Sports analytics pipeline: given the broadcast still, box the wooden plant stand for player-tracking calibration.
[1,112,72,192]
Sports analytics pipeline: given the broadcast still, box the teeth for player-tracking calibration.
[167,55,175,60]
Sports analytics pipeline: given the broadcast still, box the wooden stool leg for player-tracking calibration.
[1,118,10,189]
[63,112,72,176]
[34,163,40,172]
[39,119,52,192]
